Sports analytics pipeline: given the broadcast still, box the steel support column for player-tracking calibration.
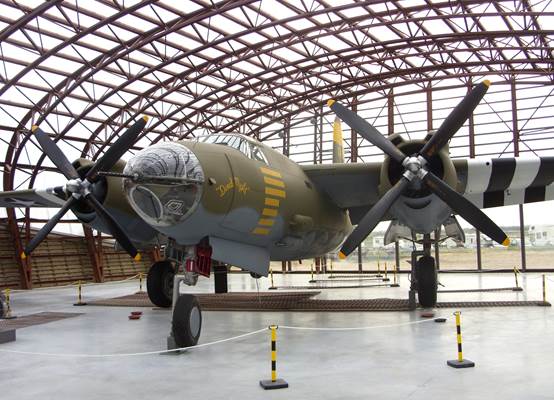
[83,225,104,283]
[387,89,394,136]
[468,82,482,271]
[511,80,526,271]
[7,209,31,289]
[427,86,440,270]
[351,98,358,162]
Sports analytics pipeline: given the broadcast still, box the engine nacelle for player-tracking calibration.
[71,158,160,246]
[379,133,458,234]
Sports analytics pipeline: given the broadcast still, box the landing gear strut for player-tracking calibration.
[410,234,438,308]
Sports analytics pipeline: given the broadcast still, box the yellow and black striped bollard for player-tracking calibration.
[382,261,390,282]
[139,272,144,293]
[391,263,400,287]
[309,263,316,283]
[513,267,523,291]
[2,288,16,319]
[542,274,547,304]
[259,325,288,390]
[447,311,474,368]
[73,280,87,306]
[268,267,276,290]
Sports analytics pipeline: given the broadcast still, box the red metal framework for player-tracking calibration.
[0,0,553,287]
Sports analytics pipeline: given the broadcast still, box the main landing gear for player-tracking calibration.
[410,234,438,308]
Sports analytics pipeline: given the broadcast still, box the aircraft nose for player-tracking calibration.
[122,142,204,227]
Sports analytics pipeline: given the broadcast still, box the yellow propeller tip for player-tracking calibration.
[483,79,491,87]
[338,251,346,260]
[327,99,336,108]
[31,125,39,132]
[20,252,27,260]
[142,115,149,122]
[134,253,142,262]
[502,238,510,247]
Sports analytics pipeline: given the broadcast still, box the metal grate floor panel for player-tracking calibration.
[87,292,551,312]
[0,312,82,330]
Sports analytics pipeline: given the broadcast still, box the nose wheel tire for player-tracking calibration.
[416,255,437,308]
[172,294,202,348]
[146,260,175,308]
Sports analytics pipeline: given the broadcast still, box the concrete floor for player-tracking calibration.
[0,271,553,400]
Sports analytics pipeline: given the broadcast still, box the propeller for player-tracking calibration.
[21,116,149,261]
[329,80,510,259]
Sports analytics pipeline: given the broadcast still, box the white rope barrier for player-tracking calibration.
[279,318,437,331]
[0,317,447,358]
[0,327,268,358]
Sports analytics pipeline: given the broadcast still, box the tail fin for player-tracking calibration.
[332,117,344,163]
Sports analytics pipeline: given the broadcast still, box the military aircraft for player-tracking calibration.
[1,81,553,346]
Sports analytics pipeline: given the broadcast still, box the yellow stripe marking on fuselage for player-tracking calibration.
[252,227,270,235]
[262,208,278,217]
[260,167,282,178]
[253,167,286,236]
[264,176,285,188]
[265,198,280,207]
[258,218,275,226]
[265,187,286,198]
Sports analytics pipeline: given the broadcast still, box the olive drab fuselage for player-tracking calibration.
[175,139,352,260]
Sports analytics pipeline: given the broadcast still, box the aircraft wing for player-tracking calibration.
[303,157,554,224]
[301,162,383,224]
[454,157,554,208]
[0,188,66,208]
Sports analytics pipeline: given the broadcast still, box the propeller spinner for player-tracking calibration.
[21,116,149,261]
[328,80,510,259]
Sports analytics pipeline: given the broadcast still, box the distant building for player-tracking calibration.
[528,225,554,247]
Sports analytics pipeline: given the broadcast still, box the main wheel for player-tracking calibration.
[147,260,175,308]
[416,255,437,308]
[172,294,202,348]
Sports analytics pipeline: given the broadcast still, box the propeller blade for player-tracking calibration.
[84,193,141,261]
[21,196,78,259]
[328,100,406,164]
[423,171,509,246]
[32,126,80,180]
[85,116,148,179]
[339,177,410,258]
[420,81,490,160]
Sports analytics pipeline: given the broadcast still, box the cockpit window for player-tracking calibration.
[197,134,268,164]
[249,143,268,164]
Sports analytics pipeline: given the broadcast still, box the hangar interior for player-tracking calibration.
[0,1,553,399]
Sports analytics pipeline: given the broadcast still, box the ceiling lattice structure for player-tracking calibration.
[0,0,553,188]
[0,0,550,201]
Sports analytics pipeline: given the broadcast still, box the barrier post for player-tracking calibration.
[2,288,15,319]
[73,280,87,306]
[543,274,546,304]
[329,259,334,278]
[269,267,276,290]
[382,261,390,282]
[309,263,315,283]
[259,325,288,390]
[139,272,144,293]
[377,253,382,277]
[391,263,400,287]
[447,311,474,368]
[513,267,523,291]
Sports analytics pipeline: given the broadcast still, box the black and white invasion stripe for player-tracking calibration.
[454,157,554,208]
